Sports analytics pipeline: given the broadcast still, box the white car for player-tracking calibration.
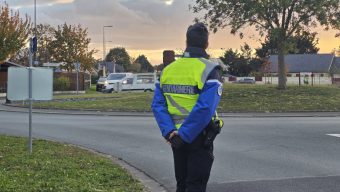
[103,73,156,93]
[102,73,133,93]
[234,78,256,84]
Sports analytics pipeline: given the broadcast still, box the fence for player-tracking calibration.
[225,75,333,85]
[0,72,7,93]
[54,72,90,91]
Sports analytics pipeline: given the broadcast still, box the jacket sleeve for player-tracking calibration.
[178,68,223,143]
[151,81,176,138]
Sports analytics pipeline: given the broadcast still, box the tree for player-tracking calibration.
[134,55,154,72]
[192,0,340,89]
[35,24,55,65]
[0,3,30,63]
[220,43,262,76]
[10,24,55,65]
[256,31,320,58]
[220,47,252,76]
[154,63,165,72]
[127,62,142,73]
[105,47,131,71]
[48,23,96,71]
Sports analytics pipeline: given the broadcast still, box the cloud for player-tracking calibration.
[7,0,74,8]
[4,0,262,64]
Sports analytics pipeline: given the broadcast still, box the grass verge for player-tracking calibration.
[9,84,340,112]
[0,135,144,192]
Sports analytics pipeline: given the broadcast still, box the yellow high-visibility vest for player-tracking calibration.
[160,57,219,129]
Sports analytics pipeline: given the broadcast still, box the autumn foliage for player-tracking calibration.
[0,3,30,63]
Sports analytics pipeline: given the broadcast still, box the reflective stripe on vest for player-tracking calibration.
[171,114,188,125]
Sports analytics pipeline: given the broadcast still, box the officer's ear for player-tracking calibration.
[204,42,209,50]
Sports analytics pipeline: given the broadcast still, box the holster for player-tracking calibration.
[203,119,222,147]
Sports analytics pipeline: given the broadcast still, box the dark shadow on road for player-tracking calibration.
[207,176,340,192]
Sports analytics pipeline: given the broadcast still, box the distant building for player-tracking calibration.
[268,54,338,75]
[268,54,340,84]
[0,61,24,93]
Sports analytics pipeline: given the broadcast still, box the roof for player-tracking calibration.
[330,57,340,74]
[268,54,335,73]
[0,61,24,72]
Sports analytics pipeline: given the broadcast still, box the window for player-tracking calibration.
[126,78,133,84]
[107,74,126,80]
[136,75,154,84]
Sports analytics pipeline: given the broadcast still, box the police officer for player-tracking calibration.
[152,22,223,192]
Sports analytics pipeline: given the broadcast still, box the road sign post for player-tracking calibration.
[8,37,53,154]
[29,39,33,154]
[74,63,80,95]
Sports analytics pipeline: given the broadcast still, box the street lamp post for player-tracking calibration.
[103,25,113,77]
[28,0,37,154]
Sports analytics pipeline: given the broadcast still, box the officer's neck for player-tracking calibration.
[184,47,209,59]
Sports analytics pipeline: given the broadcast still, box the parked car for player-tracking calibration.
[96,77,107,91]
[101,73,134,93]
[102,73,156,93]
[234,78,256,84]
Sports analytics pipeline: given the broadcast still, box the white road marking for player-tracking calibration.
[326,134,340,138]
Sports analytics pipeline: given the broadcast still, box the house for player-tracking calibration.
[0,61,24,93]
[100,62,125,74]
[268,54,340,84]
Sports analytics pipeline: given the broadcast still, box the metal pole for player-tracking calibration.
[34,0,36,31]
[28,39,33,154]
[102,26,113,76]
[103,26,106,77]
[76,65,79,95]
[33,0,37,65]
[113,62,116,73]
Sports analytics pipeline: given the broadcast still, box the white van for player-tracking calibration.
[103,73,156,93]
[102,73,133,93]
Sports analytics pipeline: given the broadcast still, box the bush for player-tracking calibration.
[91,73,99,85]
[54,76,71,91]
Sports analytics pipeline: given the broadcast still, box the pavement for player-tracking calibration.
[0,100,340,192]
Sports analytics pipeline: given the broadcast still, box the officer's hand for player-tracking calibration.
[169,132,184,149]
[169,131,178,140]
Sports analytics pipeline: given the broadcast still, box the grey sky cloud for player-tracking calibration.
[6,0,335,64]
[4,0,254,63]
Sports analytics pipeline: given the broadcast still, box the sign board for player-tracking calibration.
[43,62,64,67]
[74,62,80,71]
[7,67,53,101]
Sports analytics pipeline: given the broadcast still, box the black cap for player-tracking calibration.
[186,22,209,48]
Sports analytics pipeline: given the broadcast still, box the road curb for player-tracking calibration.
[2,104,340,118]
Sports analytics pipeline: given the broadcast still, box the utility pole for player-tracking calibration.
[103,25,113,77]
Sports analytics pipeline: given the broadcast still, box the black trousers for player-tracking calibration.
[172,134,214,192]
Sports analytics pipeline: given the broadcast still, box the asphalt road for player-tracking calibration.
[1,111,340,192]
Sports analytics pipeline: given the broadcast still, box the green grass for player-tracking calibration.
[53,85,113,99]
[11,84,340,112]
[219,84,340,112]
[0,135,144,192]
[35,92,154,112]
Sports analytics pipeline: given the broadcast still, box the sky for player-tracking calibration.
[5,0,340,65]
